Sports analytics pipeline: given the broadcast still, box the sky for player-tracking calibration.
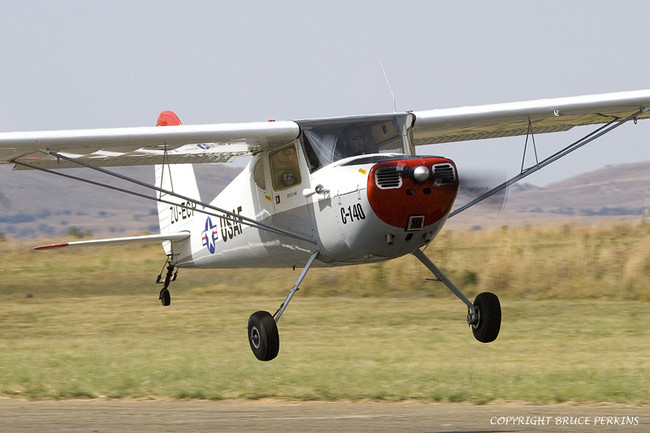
[1,0,650,186]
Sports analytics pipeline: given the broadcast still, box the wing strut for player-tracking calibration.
[14,154,316,245]
[521,118,540,172]
[449,108,647,218]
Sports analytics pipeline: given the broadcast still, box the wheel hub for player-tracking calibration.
[467,307,480,328]
[250,327,261,349]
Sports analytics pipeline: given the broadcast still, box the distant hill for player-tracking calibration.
[450,161,650,228]
[511,161,650,215]
[0,164,240,238]
[1,160,649,238]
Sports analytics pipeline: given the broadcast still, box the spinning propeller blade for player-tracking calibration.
[453,168,510,216]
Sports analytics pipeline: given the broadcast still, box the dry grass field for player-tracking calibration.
[0,221,648,403]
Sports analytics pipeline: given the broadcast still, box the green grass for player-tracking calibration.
[0,295,648,403]
[0,222,649,403]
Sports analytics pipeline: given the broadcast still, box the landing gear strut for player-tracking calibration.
[247,251,319,361]
[413,249,501,343]
[156,257,177,307]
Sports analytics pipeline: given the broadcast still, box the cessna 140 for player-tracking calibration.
[1,89,649,361]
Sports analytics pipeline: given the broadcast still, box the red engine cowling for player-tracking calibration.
[367,157,459,230]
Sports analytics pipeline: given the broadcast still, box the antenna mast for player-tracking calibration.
[378,59,397,113]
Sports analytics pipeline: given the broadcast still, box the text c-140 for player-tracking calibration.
[340,203,365,224]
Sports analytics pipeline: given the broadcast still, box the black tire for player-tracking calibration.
[248,311,280,361]
[159,288,171,306]
[471,292,501,343]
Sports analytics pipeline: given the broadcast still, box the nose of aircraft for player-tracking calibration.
[367,157,459,231]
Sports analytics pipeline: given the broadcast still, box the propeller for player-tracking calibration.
[452,168,510,217]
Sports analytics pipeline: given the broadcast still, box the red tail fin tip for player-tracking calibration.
[156,111,182,126]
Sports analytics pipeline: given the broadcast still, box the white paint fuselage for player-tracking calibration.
[167,143,458,269]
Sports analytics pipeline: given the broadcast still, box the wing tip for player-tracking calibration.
[33,242,70,250]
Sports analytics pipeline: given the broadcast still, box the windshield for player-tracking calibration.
[298,114,412,172]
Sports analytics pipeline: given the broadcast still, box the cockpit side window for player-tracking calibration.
[269,144,302,190]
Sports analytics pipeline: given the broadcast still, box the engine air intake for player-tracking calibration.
[375,166,402,189]
[406,215,426,231]
[431,163,456,185]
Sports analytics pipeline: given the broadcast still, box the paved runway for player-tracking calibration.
[0,399,647,432]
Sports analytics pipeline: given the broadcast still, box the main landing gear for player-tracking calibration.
[248,251,319,361]
[413,249,501,343]
[156,257,177,307]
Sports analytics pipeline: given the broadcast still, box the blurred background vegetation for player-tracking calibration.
[3,221,648,302]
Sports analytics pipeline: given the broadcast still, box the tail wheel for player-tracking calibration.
[248,311,280,361]
[471,292,501,343]
[159,288,171,306]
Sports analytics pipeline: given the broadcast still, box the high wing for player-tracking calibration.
[0,121,299,169]
[0,90,649,170]
[411,89,650,145]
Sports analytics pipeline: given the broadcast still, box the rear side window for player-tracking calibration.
[269,145,302,190]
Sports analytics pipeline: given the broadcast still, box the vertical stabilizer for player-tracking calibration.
[154,111,201,235]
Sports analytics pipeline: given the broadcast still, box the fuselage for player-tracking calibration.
[165,114,459,269]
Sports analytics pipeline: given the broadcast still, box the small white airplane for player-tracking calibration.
[1,89,649,361]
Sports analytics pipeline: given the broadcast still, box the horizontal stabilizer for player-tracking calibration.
[33,232,190,250]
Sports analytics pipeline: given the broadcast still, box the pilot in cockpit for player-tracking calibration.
[334,125,378,159]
